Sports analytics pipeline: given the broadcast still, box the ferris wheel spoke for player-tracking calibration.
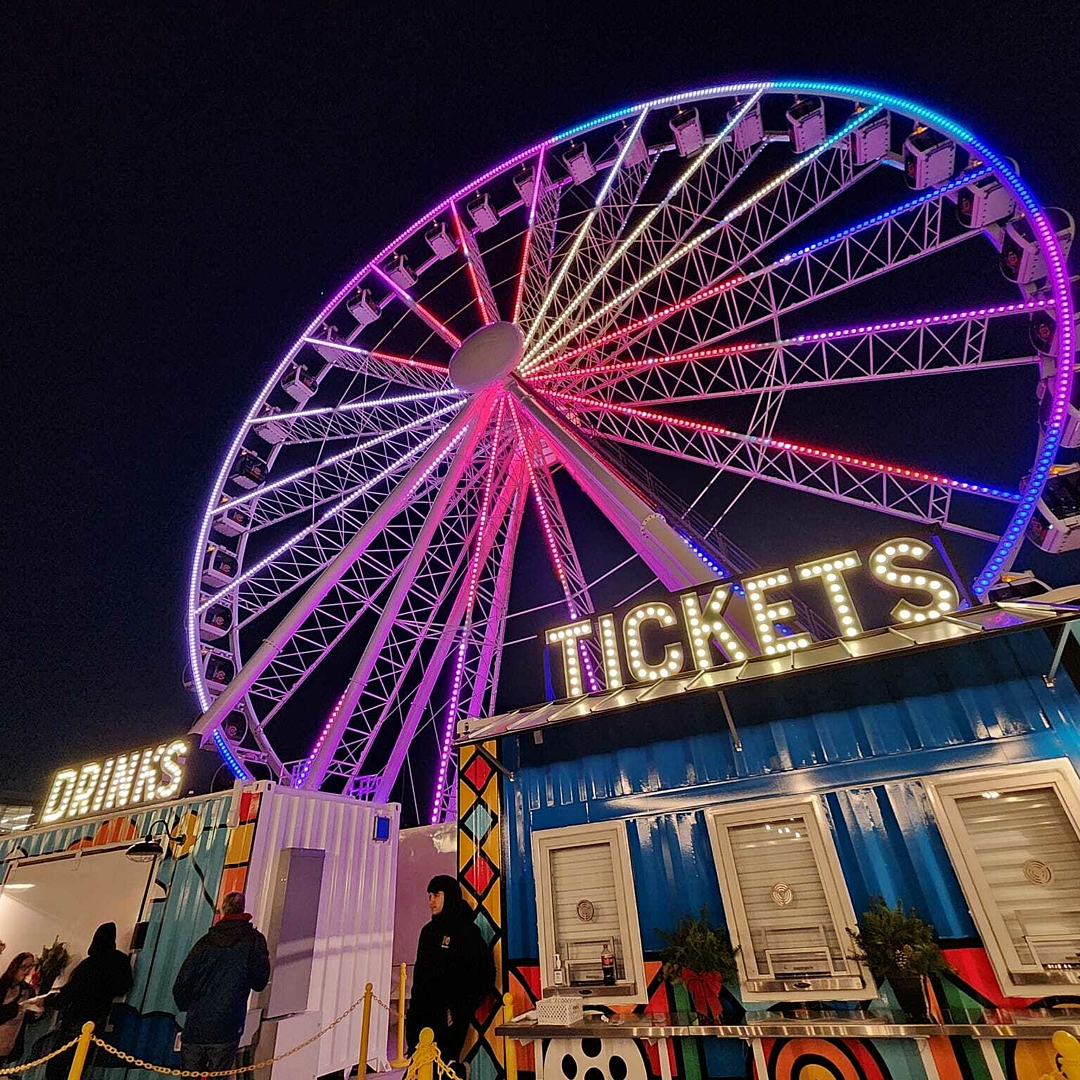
[549,389,1018,540]
[531,299,1052,403]
[542,163,991,375]
[190,402,480,744]
[298,394,499,786]
[450,201,500,325]
[220,399,465,530]
[254,388,462,448]
[521,96,764,363]
[371,265,463,348]
[511,148,548,324]
[240,460,467,720]
[305,336,452,391]
[372,462,527,813]
[514,157,565,330]
[523,104,884,371]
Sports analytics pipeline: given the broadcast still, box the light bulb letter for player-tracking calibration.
[741,569,812,656]
[679,584,750,666]
[622,602,684,682]
[545,618,593,698]
[795,550,864,638]
[158,741,187,800]
[41,769,78,824]
[868,537,959,624]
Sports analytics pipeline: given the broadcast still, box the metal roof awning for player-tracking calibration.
[456,588,1080,746]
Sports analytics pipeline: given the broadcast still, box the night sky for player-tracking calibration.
[8,2,1080,803]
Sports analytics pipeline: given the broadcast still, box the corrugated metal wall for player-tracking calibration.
[0,790,236,1079]
[502,627,1080,961]
[244,785,399,1076]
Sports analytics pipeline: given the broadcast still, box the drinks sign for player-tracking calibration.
[543,535,962,697]
[41,739,188,824]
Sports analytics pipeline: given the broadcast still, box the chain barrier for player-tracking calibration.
[89,990,368,1078]
[0,1035,81,1075]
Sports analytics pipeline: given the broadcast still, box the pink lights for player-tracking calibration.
[373,266,462,349]
[302,337,450,375]
[511,149,546,326]
[430,399,506,822]
[450,201,493,326]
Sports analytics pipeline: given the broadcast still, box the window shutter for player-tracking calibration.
[955,786,1080,967]
[728,815,848,978]
[549,842,621,977]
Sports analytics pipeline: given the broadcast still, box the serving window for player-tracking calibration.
[705,796,875,1002]
[532,822,646,1003]
[924,760,1080,995]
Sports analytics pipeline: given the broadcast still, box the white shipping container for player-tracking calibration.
[243,783,400,1077]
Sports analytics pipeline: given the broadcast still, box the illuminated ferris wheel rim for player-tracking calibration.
[186,77,1075,798]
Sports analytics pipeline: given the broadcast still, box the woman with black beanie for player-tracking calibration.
[405,875,494,1071]
[45,923,133,1080]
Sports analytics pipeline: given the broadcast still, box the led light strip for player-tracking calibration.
[430,400,506,821]
[519,92,765,369]
[507,399,602,693]
[210,399,466,516]
[526,296,1055,382]
[511,147,547,325]
[301,337,450,375]
[594,107,649,207]
[196,418,459,614]
[521,206,599,350]
[523,104,883,372]
[247,388,460,426]
[539,388,1020,498]
[374,266,462,349]
[450,200,492,326]
[779,166,993,262]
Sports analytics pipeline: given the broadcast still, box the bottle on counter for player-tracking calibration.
[601,943,616,985]
[553,952,566,987]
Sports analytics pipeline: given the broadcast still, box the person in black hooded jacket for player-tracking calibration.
[172,891,270,1077]
[405,875,494,1068]
[45,923,133,1080]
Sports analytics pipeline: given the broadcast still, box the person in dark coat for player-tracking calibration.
[405,875,494,1068]
[45,923,134,1080]
[0,953,41,1069]
[172,891,270,1077]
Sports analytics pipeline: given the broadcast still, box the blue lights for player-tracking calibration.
[780,166,992,262]
[212,729,250,780]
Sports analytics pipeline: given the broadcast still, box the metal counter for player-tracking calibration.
[496,1008,1080,1080]
[496,1007,1080,1039]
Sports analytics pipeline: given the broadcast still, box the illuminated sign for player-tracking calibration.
[41,739,188,824]
[544,536,963,697]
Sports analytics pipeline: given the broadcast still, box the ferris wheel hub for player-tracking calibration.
[448,321,524,391]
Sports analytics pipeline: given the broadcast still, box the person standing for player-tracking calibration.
[172,892,270,1078]
[405,875,494,1070]
[0,953,41,1069]
[45,923,133,1080]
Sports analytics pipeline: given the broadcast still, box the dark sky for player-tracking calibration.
[7,1,1080,802]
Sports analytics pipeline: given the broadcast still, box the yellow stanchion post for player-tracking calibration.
[357,982,373,1079]
[391,962,409,1068]
[502,993,518,1080]
[415,1029,436,1080]
[66,1022,96,1080]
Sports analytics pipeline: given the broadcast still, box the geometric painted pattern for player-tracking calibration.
[457,740,505,1080]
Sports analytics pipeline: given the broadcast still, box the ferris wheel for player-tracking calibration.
[187,78,1077,823]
